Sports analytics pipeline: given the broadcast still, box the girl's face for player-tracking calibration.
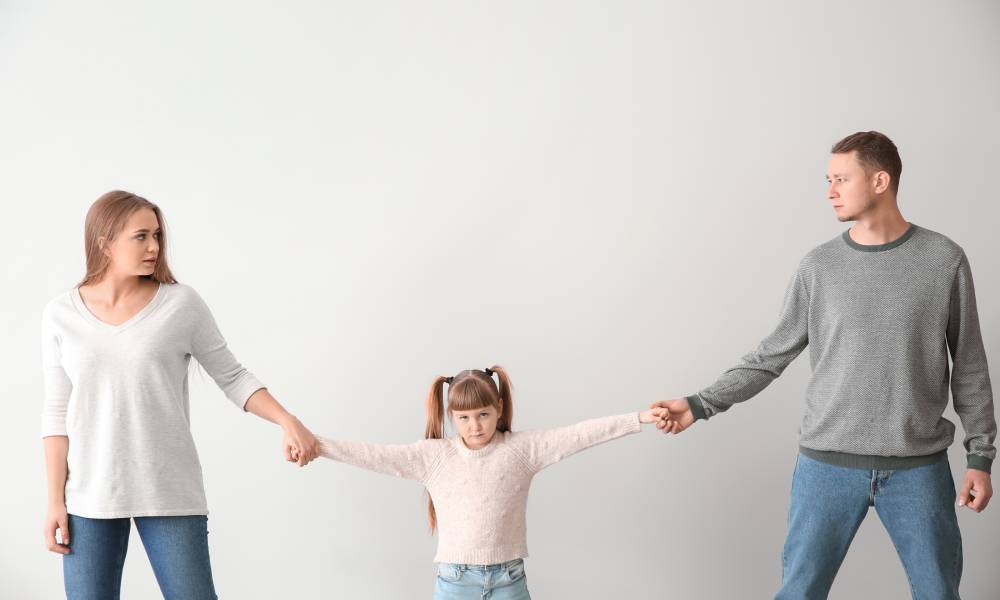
[103,208,161,278]
[451,404,500,450]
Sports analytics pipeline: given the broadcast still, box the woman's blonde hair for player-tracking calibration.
[78,190,177,287]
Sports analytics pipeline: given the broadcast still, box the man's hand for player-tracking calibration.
[958,469,992,512]
[649,398,696,435]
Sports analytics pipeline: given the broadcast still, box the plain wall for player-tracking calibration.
[1,1,998,597]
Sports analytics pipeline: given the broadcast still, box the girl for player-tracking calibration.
[313,365,657,599]
[41,190,321,599]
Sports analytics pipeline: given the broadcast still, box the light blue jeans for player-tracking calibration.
[434,559,531,599]
[775,452,962,600]
[62,514,218,600]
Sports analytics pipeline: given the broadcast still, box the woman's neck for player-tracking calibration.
[85,274,152,304]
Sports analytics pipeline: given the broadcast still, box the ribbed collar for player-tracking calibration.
[842,223,918,253]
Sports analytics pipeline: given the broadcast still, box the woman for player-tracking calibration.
[41,190,320,599]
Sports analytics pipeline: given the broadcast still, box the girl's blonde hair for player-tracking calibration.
[423,365,513,533]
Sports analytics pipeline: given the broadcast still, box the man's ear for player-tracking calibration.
[873,171,892,194]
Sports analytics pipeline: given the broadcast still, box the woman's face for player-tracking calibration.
[451,404,500,450]
[103,208,161,278]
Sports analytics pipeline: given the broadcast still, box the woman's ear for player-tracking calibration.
[98,236,110,257]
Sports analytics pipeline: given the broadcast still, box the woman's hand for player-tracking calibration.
[280,415,321,467]
[42,436,71,555]
[243,389,321,467]
[43,503,70,555]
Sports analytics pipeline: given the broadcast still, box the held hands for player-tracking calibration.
[958,469,993,513]
[649,398,696,435]
[280,415,321,467]
[644,400,994,514]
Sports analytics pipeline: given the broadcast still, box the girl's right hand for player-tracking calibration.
[43,504,70,555]
[639,409,658,424]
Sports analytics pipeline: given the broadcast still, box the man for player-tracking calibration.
[653,131,996,599]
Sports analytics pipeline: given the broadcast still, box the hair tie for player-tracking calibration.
[444,376,453,384]
[484,367,494,377]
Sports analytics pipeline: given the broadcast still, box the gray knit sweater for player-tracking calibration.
[688,224,997,472]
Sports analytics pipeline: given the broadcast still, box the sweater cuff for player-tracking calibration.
[41,420,68,438]
[626,411,643,433]
[967,454,993,474]
[234,379,266,411]
[687,395,708,421]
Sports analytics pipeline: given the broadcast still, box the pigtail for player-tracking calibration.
[489,365,513,432]
[425,376,447,440]
[425,375,448,533]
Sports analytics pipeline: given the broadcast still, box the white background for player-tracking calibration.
[2,1,998,597]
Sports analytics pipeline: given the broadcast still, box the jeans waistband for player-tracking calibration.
[440,558,523,572]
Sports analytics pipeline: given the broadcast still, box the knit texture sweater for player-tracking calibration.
[687,225,996,472]
[319,412,642,565]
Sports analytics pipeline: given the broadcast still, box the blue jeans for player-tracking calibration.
[434,559,531,599]
[63,514,218,600]
[776,453,962,600]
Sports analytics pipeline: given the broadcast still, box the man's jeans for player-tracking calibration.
[776,452,962,600]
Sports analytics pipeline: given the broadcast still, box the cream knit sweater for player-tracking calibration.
[319,412,641,565]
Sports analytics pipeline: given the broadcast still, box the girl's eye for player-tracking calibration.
[136,235,145,240]
[459,416,468,420]
[480,413,489,417]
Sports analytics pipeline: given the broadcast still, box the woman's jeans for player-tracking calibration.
[434,558,530,599]
[63,514,217,600]
[775,452,962,600]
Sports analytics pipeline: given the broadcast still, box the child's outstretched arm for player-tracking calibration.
[508,410,656,473]
[318,437,445,484]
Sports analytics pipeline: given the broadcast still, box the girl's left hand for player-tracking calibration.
[639,409,658,424]
[282,416,321,467]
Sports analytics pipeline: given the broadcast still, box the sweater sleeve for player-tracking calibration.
[506,412,642,473]
[186,287,266,409]
[947,253,997,473]
[687,265,810,421]
[40,305,71,438]
[318,437,444,484]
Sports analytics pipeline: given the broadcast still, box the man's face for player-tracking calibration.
[826,152,877,222]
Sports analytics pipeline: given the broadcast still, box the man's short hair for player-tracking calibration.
[831,131,902,193]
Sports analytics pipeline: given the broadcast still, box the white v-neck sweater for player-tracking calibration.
[40,283,265,518]
[319,412,642,565]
